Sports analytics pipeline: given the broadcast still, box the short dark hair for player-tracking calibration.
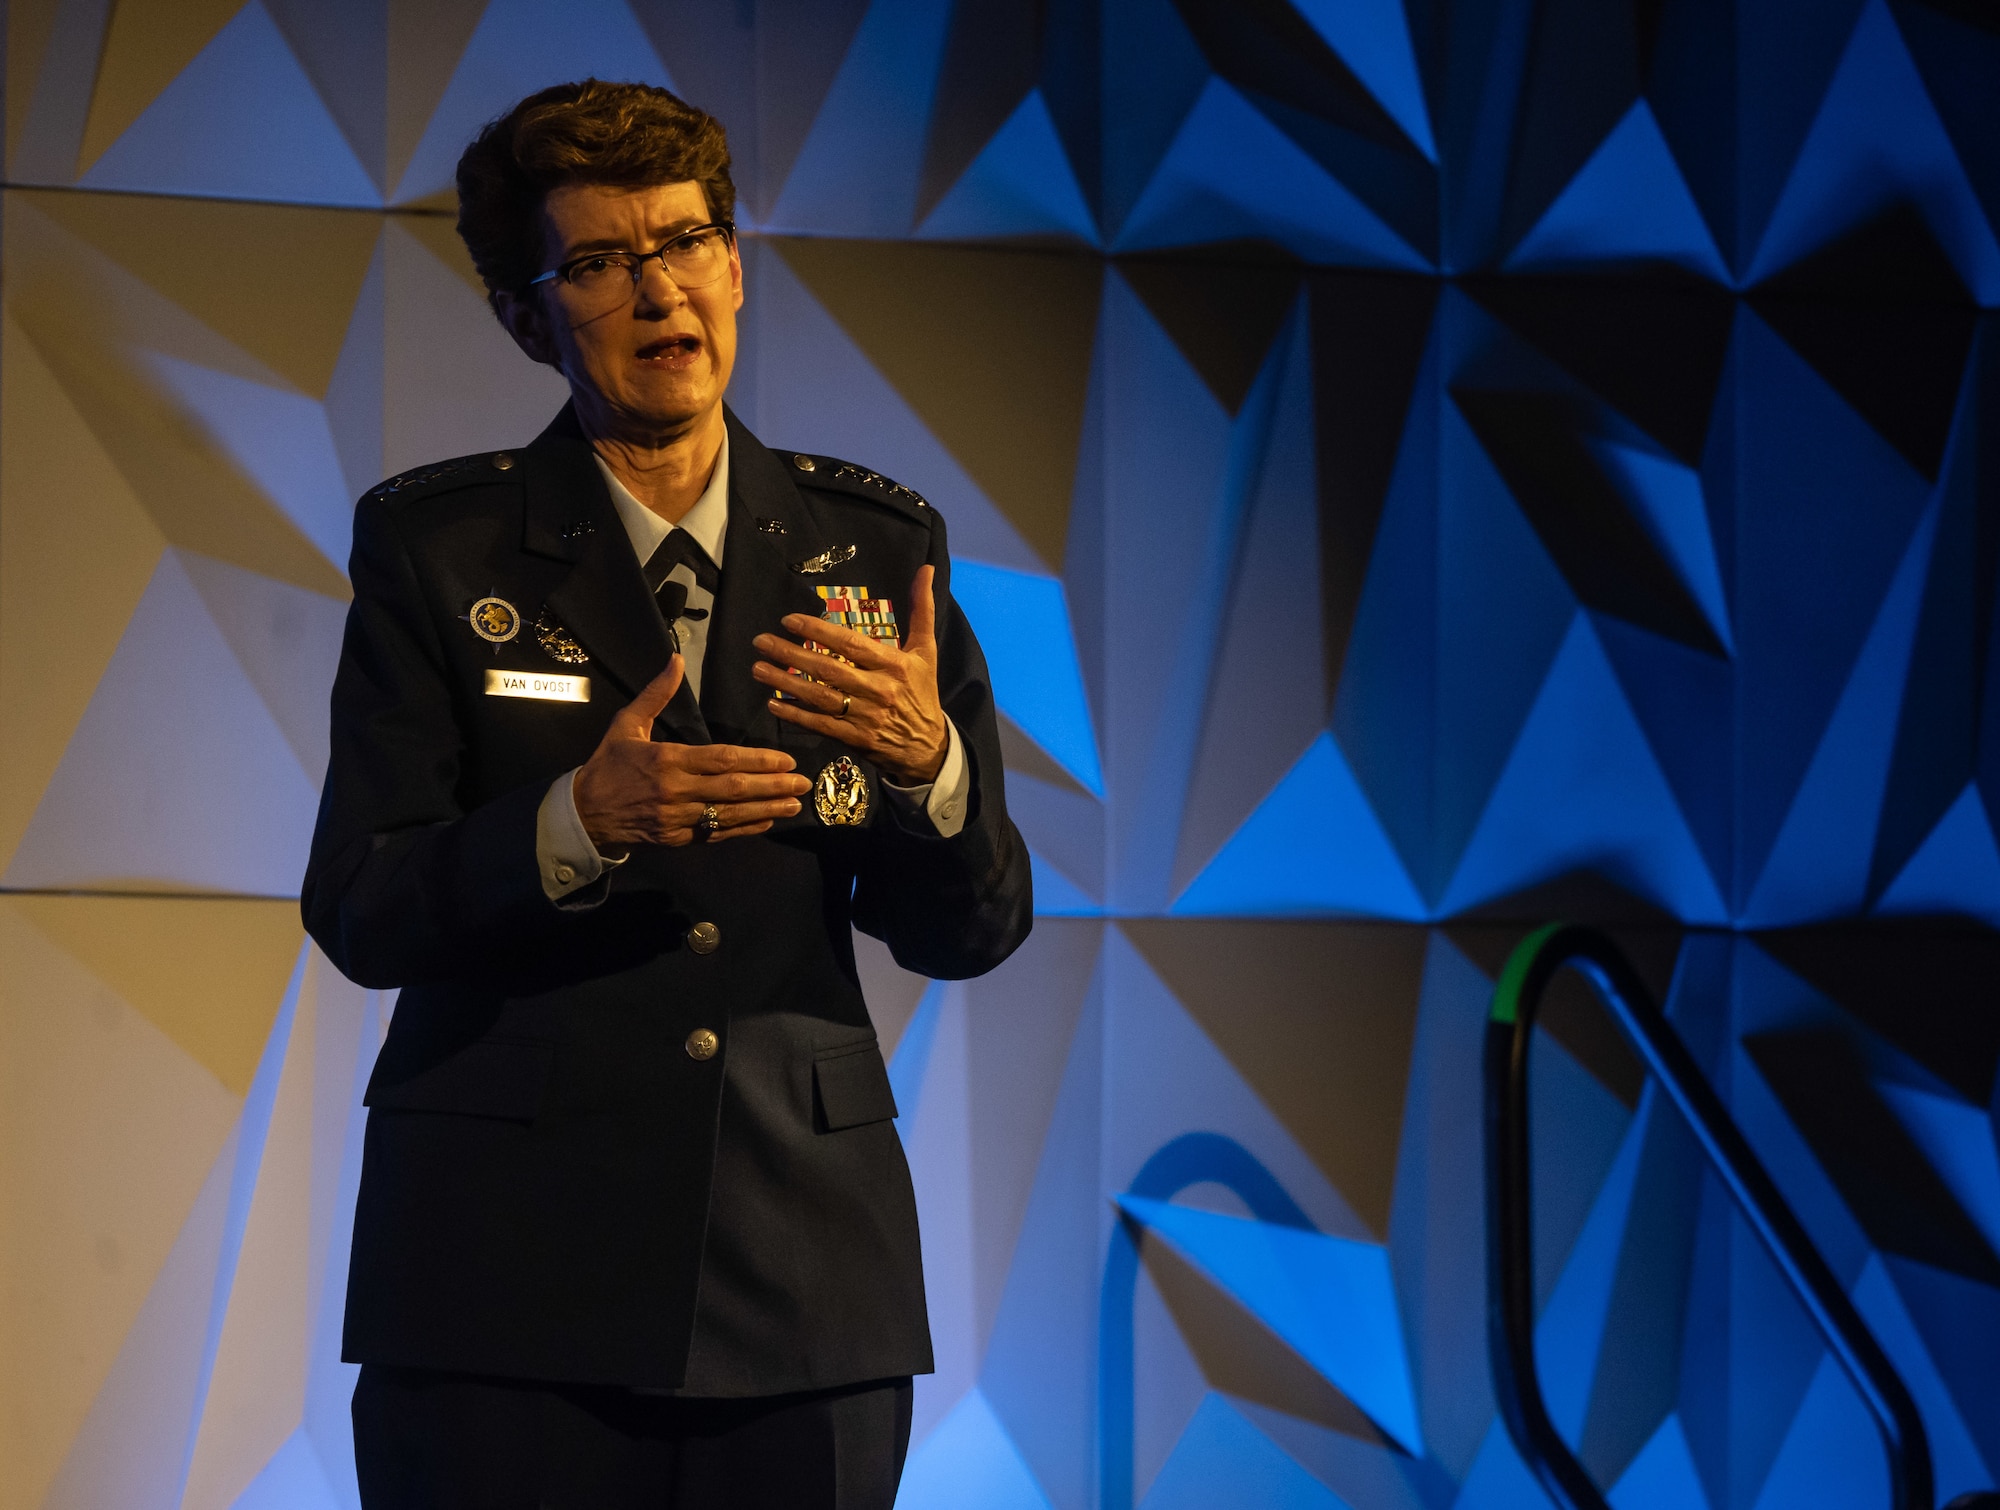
[455,79,735,299]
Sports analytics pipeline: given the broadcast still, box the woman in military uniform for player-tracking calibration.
[303,78,1031,1509]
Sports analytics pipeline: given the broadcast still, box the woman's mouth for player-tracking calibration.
[637,335,702,369]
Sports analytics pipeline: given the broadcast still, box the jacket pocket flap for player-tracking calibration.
[813,1043,898,1131]
[364,1037,553,1121]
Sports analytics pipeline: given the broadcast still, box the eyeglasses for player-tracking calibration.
[528,222,737,314]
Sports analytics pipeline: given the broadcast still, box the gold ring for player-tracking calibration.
[699,804,721,832]
[839,694,852,717]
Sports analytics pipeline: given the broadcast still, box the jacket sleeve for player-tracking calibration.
[850,509,1033,980]
[301,493,571,989]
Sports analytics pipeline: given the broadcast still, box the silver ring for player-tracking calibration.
[699,803,721,833]
[839,694,852,718]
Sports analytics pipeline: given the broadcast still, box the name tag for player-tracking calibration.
[485,669,590,702]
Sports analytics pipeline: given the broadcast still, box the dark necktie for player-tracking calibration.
[642,529,720,650]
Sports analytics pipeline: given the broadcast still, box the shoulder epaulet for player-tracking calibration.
[781,451,936,522]
[365,449,521,503]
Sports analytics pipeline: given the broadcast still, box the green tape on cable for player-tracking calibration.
[1489,921,1568,1025]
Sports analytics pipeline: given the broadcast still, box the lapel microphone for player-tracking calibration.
[654,579,708,655]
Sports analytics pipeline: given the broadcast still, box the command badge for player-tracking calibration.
[814,755,869,827]
[468,596,521,644]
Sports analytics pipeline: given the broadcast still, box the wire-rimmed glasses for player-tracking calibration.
[528,222,736,316]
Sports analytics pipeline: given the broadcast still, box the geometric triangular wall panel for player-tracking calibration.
[1509,101,1731,282]
[1442,615,1729,923]
[79,3,379,208]
[916,89,1098,245]
[1172,732,1426,918]
[4,551,321,895]
[1876,784,2000,926]
[1115,78,1430,269]
[391,0,675,206]
[1748,0,2000,302]
[1116,1195,1422,1453]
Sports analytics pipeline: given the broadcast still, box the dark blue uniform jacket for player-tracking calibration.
[302,402,1031,1392]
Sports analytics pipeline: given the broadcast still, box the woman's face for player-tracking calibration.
[500,179,742,441]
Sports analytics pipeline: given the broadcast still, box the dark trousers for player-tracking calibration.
[352,1366,914,1509]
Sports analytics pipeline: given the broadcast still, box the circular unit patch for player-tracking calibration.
[469,596,521,644]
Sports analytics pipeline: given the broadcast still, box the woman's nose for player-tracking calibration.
[632,254,688,312]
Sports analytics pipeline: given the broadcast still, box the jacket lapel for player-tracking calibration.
[700,409,834,746]
[521,405,709,744]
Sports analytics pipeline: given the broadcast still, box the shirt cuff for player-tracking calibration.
[880,718,970,839]
[536,768,626,905]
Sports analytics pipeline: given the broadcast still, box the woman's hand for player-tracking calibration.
[751,566,948,784]
[574,656,811,852]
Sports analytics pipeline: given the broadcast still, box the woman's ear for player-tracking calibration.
[491,289,562,370]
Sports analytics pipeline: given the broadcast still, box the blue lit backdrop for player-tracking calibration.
[0,1,1996,1507]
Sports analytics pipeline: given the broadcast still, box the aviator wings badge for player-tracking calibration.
[790,544,857,575]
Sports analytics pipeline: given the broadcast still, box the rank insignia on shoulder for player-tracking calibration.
[368,454,487,500]
[466,596,521,644]
[790,543,857,574]
[830,463,929,510]
[814,755,868,827]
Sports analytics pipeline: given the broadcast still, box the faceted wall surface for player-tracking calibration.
[2,2,1997,1507]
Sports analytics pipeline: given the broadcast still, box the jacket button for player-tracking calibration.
[792,453,816,472]
[492,452,515,471]
[687,921,721,954]
[685,1028,720,1060]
